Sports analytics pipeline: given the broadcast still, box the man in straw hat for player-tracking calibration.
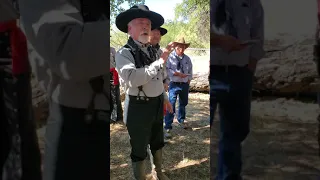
[164,37,193,137]
[115,5,177,180]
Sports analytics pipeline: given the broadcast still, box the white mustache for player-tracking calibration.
[140,31,149,36]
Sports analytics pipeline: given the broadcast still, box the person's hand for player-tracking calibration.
[164,99,173,113]
[214,35,247,53]
[179,73,188,78]
[160,42,178,64]
[173,72,181,76]
[248,58,258,73]
[164,83,169,91]
[165,42,178,52]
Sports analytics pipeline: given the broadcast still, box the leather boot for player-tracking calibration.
[132,160,146,180]
[151,149,170,180]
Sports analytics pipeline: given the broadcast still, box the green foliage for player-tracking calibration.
[110,0,145,24]
[110,0,210,50]
[174,0,210,46]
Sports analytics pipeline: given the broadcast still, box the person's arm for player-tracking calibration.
[163,89,168,101]
[18,1,109,81]
[249,0,265,62]
[188,57,193,83]
[211,32,225,46]
[315,24,320,41]
[166,56,175,78]
[115,48,164,88]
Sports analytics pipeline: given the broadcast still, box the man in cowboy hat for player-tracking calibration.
[210,0,264,179]
[115,5,177,180]
[146,26,172,168]
[17,0,110,179]
[164,37,193,137]
[149,27,171,89]
[148,27,171,92]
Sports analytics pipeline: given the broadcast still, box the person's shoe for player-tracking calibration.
[164,129,171,139]
[151,149,170,180]
[178,121,189,129]
[132,160,146,180]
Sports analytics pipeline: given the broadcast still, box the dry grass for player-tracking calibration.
[110,93,210,180]
[37,92,320,179]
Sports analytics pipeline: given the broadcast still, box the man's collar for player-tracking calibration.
[133,39,149,48]
[174,50,184,58]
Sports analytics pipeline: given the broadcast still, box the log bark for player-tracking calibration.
[189,37,320,94]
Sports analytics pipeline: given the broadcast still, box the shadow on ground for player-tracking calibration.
[211,115,320,180]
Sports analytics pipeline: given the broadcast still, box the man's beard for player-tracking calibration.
[138,35,149,44]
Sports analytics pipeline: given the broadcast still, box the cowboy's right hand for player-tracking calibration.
[165,42,177,52]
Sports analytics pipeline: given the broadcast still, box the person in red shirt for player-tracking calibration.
[110,46,123,123]
[0,19,42,180]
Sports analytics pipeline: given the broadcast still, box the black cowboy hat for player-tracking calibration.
[155,27,167,36]
[115,5,164,33]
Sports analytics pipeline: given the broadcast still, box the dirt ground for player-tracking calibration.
[36,94,320,180]
[212,96,320,180]
[109,93,320,180]
[35,52,320,179]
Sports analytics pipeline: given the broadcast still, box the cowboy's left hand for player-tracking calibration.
[164,83,169,91]
[248,58,258,73]
[164,99,173,113]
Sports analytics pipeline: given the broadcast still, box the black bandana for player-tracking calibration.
[126,37,157,68]
[153,43,160,50]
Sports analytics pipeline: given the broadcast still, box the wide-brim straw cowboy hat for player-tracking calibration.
[115,5,164,33]
[155,27,167,36]
[174,37,190,49]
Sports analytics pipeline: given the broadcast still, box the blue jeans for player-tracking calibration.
[164,82,189,130]
[209,65,253,180]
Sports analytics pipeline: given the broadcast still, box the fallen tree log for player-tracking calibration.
[189,37,320,95]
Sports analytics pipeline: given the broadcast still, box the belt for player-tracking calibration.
[172,82,187,85]
[129,94,162,101]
